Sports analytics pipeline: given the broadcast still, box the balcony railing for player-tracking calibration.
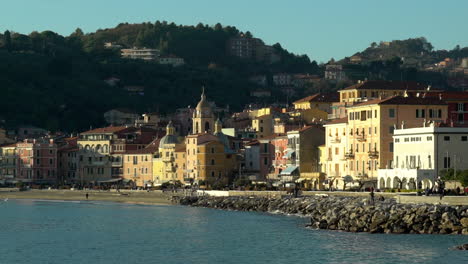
[330,137,341,143]
[368,150,379,159]
[356,134,366,142]
[165,166,176,172]
[344,151,354,159]
[162,157,175,163]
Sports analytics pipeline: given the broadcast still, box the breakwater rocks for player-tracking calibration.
[177,196,468,235]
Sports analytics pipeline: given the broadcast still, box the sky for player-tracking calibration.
[1,0,467,62]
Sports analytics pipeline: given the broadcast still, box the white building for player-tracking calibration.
[121,48,160,61]
[321,117,349,189]
[158,55,185,67]
[378,124,468,189]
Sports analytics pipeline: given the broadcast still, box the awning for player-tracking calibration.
[280,166,299,175]
[282,151,295,159]
[97,178,123,183]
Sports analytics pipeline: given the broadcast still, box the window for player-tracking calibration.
[389,109,395,118]
[421,109,425,118]
[438,109,442,118]
[389,142,394,152]
[427,136,432,141]
[389,126,395,134]
[49,159,53,165]
[443,157,451,168]
[444,136,450,141]
[263,157,268,165]
[211,159,215,165]
[462,136,467,142]
[211,148,215,153]
[416,109,420,118]
[429,109,433,118]
[395,138,400,143]
[458,103,465,112]
[458,113,464,122]
[374,110,377,118]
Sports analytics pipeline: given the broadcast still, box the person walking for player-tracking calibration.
[85,193,89,200]
[370,187,375,205]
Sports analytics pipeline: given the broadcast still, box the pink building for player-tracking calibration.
[17,138,58,183]
[270,134,288,177]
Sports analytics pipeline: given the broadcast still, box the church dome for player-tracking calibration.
[194,88,213,117]
[159,121,179,148]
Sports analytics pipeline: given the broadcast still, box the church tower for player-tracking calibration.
[192,88,214,134]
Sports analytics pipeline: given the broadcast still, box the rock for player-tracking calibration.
[454,244,468,250]
[460,217,468,227]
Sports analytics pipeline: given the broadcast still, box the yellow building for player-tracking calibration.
[324,96,448,185]
[192,89,215,134]
[122,148,154,187]
[174,145,187,184]
[156,121,183,184]
[293,93,339,112]
[252,114,273,139]
[338,80,436,104]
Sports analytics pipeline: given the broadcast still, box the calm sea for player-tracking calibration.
[0,199,467,264]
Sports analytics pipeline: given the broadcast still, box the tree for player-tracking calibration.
[370,42,377,49]
[4,30,11,52]
[460,170,468,187]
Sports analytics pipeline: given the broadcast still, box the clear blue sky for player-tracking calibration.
[1,0,467,62]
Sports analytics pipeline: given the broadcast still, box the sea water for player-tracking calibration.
[0,199,466,264]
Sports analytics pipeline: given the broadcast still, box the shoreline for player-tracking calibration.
[0,189,174,205]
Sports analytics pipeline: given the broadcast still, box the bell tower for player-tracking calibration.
[192,87,214,134]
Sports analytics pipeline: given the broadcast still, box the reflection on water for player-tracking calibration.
[0,199,466,264]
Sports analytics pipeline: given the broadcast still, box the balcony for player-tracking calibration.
[330,137,341,143]
[356,134,366,142]
[165,166,176,172]
[162,156,175,163]
[368,150,379,159]
[344,151,354,159]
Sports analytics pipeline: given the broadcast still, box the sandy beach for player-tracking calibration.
[0,189,174,205]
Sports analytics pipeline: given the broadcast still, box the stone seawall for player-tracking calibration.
[177,196,468,235]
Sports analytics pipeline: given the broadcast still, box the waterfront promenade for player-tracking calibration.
[0,189,173,205]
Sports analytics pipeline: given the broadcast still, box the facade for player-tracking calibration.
[321,96,448,186]
[321,118,349,189]
[272,73,292,86]
[16,139,58,183]
[104,109,139,126]
[158,55,185,67]
[121,48,160,60]
[123,149,154,187]
[174,146,187,184]
[0,144,18,182]
[192,89,215,134]
[154,122,182,185]
[57,138,79,184]
[293,93,339,112]
[325,64,346,81]
[378,125,468,190]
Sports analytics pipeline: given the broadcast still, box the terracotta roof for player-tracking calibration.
[0,143,17,148]
[124,147,157,155]
[349,96,447,108]
[175,145,186,152]
[245,140,260,146]
[341,80,430,91]
[81,126,129,134]
[325,117,348,125]
[293,93,339,104]
[410,91,468,101]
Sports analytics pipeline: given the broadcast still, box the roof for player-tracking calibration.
[350,96,447,108]
[410,91,468,101]
[0,143,16,148]
[341,80,430,91]
[293,93,339,104]
[325,117,348,125]
[125,147,157,155]
[174,145,186,152]
[81,126,129,135]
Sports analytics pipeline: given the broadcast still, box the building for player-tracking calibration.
[338,96,448,185]
[272,73,292,86]
[269,134,288,181]
[325,65,346,81]
[280,126,324,188]
[121,47,160,61]
[192,89,215,134]
[321,117,349,189]
[378,125,468,190]
[123,147,155,187]
[0,143,18,183]
[57,137,79,184]
[153,122,182,185]
[158,55,185,67]
[16,138,58,184]
[0,128,14,145]
[104,109,139,126]
[252,114,274,139]
[174,145,187,184]
[293,93,339,112]
[412,91,468,126]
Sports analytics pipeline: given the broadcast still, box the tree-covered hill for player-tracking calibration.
[0,22,318,132]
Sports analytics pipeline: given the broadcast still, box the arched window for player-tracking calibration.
[211,159,215,165]
[211,171,215,177]
[195,122,199,133]
[205,121,210,132]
